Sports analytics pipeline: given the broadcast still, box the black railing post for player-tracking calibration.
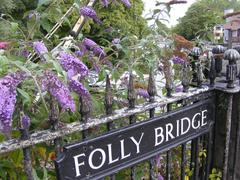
[148,68,157,180]
[180,62,191,180]
[105,74,114,129]
[49,97,62,156]
[127,72,136,179]
[105,74,116,180]
[190,47,202,82]
[196,62,203,87]
[80,96,91,139]
[209,56,216,87]
[19,113,34,180]
[233,92,240,179]
[224,49,239,88]
[222,49,240,180]
[182,61,191,92]
[165,63,173,180]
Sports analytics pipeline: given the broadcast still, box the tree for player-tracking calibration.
[173,0,240,41]
[83,0,149,43]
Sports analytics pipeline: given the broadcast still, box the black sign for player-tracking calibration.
[55,99,214,180]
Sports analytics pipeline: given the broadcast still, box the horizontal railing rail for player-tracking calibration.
[0,86,212,154]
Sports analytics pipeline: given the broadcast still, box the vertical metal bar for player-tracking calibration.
[128,72,136,179]
[105,74,114,130]
[49,97,61,156]
[196,63,203,88]
[19,126,33,180]
[209,56,216,87]
[164,58,173,180]
[199,135,206,180]
[205,128,213,180]
[166,103,172,180]
[193,137,200,180]
[222,94,233,180]
[18,101,33,180]
[105,74,115,180]
[148,68,156,180]
[181,99,189,180]
[80,96,91,139]
[181,143,187,180]
[181,63,191,180]
[233,94,240,179]
[182,61,191,93]
[190,140,196,180]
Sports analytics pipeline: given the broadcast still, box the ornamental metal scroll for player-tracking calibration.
[55,98,215,180]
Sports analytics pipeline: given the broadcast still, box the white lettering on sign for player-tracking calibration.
[192,113,201,129]
[166,123,174,141]
[181,117,191,135]
[73,153,85,177]
[155,127,164,146]
[202,110,207,126]
[130,132,144,154]
[89,148,106,170]
[107,144,119,164]
[71,109,209,177]
[155,110,208,147]
[120,139,131,159]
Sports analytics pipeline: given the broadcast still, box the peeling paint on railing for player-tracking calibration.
[0,86,212,154]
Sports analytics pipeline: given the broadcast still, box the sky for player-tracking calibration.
[142,0,197,27]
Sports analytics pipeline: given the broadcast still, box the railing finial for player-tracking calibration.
[224,49,240,88]
[212,45,225,77]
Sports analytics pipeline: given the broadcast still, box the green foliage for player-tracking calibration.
[209,168,222,180]
[0,0,16,14]
[173,0,240,41]
[81,0,149,46]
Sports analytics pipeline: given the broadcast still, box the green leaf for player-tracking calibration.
[17,88,31,104]
[51,60,64,76]
[153,9,161,15]
[40,18,52,33]
[32,168,41,180]
[43,167,48,179]
[10,22,18,32]
[0,169,6,180]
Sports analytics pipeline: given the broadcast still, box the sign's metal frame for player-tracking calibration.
[55,98,215,180]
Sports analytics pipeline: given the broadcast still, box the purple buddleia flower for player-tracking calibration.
[75,50,84,57]
[69,79,92,109]
[41,71,76,112]
[175,85,183,93]
[21,49,30,58]
[82,38,98,50]
[93,46,106,59]
[21,114,31,129]
[112,38,121,45]
[33,41,48,56]
[120,0,131,8]
[0,71,26,135]
[101,0,109,7]
[156,155,162,168]
[58,52,89,80]
[136,88,150,98]
[80,6,102,24]
[157,173,164,180]
[28,11,35,19]
[88,55,101,72]
[171,56,185,65]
